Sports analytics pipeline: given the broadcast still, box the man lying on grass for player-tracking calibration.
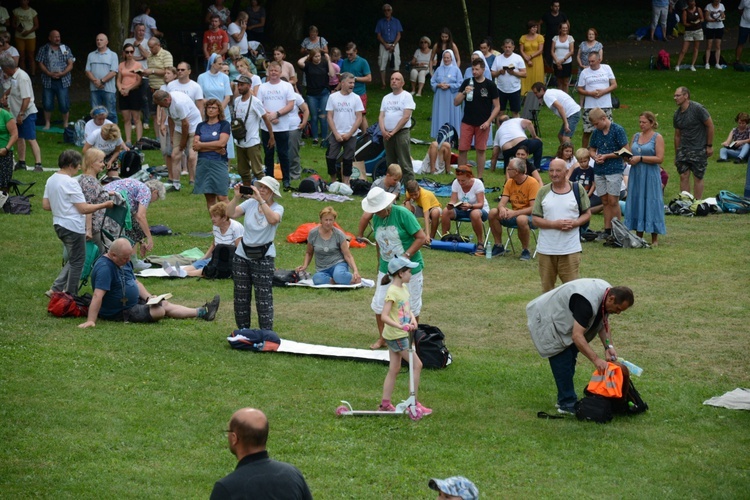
[79,238,220,328]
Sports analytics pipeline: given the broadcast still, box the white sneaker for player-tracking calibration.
[715,64,722,69]
[675,66,680,72]
[705,63,711,69]
[690,65,696,71]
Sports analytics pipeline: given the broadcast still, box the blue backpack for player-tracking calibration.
[716,190,750,214]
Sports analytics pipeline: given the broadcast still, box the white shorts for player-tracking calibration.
[378,43,401,71]
[413,205,442,219]
[371,270,423,316]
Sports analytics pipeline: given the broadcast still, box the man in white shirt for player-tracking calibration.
[257,61,296,189]
[233,75,274,184]
[736,0,750,63]
[531,81,581,144]
[490,115,544,186]
[325,72,364,186]
[153,90,202,190]
[378,71,415,183]
[490,39,526,118]
[576,52,617,148]
[1,57,42,170]
[167,62,205,115]
[227,12,249,56]
[532,158,591,292]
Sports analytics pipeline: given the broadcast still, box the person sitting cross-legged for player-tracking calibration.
[182,201,244,277]
[79,238,220,328]
[440,164,489,255]
[488,157,540,260]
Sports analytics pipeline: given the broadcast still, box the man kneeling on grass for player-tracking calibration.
[79,238,220,328]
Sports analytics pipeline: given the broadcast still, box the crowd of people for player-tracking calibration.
[8,0,750,495]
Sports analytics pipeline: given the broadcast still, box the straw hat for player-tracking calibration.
[361,186,396,213]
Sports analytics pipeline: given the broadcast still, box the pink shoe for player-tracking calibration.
[416,402,432,415]
[379,402,396,412]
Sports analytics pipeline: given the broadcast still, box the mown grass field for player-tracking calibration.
[1,48,749,498]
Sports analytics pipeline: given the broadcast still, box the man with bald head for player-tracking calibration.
[84,33,119,123]
[211,408,312,500]
[36,30,75,130]
[79,238,219,328]
[379,71,415,183]
[532,158,591,292]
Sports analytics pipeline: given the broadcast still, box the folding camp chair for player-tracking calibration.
[502,218,538,258]
[101,203,133,250]
[454,216,491,249]
[8,179,35,197]
[520,91,541,139]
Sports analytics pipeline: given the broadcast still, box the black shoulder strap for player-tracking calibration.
[571,181,583,215]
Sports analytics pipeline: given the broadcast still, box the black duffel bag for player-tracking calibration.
[414,324,451,369]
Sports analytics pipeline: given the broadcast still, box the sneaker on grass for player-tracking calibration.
[557,406,575,416]
[519,249,531,261]
[416,402,432,415]
[491,244,505,257]
[378,402,396,412]
[202,294,220,321]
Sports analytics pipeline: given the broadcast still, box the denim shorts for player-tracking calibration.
[18,114,37,140]
[561,112,580,137]
[43,80,71,114]
[455,208,488,221]
[386,337,409,352]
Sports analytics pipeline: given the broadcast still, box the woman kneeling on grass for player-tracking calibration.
[296,206,361,285]
[378,255,431,415]
[183,202,244,277]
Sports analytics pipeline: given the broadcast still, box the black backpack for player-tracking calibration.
[3,195,31,214]
[298,174,327,193]
[414,324,451,369]
[576,364,648,423]
[119,150,142,178]
[350,179,372,196]
[202,244,235,279]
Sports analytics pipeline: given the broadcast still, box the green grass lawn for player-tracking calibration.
[2,51,749,498]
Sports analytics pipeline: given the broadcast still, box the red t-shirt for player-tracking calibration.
[203,29,229,54]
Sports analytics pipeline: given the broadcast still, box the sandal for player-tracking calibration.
[473,244,486,256]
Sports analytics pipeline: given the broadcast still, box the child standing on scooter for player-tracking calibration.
[378,255,432,414]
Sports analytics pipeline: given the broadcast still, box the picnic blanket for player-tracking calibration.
[286,278,375,288]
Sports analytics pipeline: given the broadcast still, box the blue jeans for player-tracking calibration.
[548,343,579,411]
[306,89,330,140]
[313,261,352,285]
[745,158,750,198]
[720,144,750,161]
[90,90,118,123]
[262,129,289,185]
[43,80,71,114]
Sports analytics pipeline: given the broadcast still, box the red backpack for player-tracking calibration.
[657,50,671,70]
[47,292,89,318]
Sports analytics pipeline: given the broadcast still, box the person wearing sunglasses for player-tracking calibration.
[116,43,143,145]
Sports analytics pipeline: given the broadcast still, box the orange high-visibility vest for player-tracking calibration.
[587,362,624,398]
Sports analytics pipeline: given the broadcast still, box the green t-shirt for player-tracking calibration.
[0,107,13,149]
[372,205,424,275]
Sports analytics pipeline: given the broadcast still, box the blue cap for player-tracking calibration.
[428,476,479,499]
[387,254,418,275]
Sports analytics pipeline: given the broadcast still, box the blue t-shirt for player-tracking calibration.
[340,56,371,96]
[196,120,231,161]
[91,257,140,318]
[569,166,595,191]
[589,122,628,175]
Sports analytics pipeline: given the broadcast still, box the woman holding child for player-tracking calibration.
[296,206,361,285]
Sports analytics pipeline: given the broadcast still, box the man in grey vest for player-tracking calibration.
[526,279,634,415]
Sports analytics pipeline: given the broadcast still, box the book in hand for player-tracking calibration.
[447,201,469,209]
[503,64,515,70]
[729,141,739,149]
[614,147,633,159]
[133,68,144,74]
[147,293,172,305]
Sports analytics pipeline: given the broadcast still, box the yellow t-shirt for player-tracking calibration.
[382,284,411,341]
[13,7,36,39]
[413,188,441,212]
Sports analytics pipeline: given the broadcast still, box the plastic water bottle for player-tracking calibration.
[618,358,644,377]
[466,78,474,102]
[486,241,492,260]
